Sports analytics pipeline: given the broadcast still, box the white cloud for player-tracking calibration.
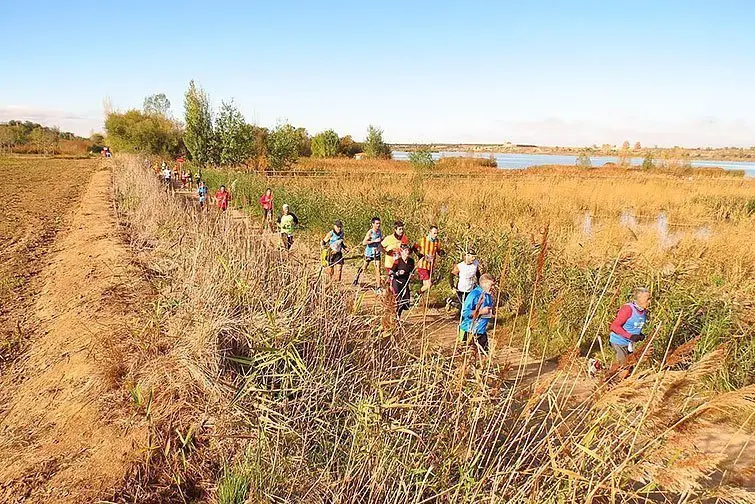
[0,106,103,136]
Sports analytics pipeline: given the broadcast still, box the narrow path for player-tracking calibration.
[0,166,145,503]
[175,187,544,373]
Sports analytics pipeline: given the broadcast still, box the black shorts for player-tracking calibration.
[456,290,471,306]
[364,253,381,263]
[263,208,273,220]
[460,331,489,352]
[281,233,294,250]
[327,251,344,267]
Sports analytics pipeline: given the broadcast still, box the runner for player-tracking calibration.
[459,273,496,353]
[186,168,194,191]
[447,248,481,311]
[381,220,410,284]
[390,244,415,319]
[414,225,444,296]
[180,169,188,189]
[277,204,299,250]
[197,180,209,210]
[259,188,274,232]
[609,287,651,363]
[161,162,172,189]
[215,185,231,212]
[321,220,348,282]
[194,170,201,187]
[352,217,383,291]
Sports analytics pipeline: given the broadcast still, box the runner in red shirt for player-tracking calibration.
[215,185,231,212]
[259,188,274,231]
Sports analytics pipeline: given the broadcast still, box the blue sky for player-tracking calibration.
[2,0,754,147]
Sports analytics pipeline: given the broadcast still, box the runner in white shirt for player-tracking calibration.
[447,248,481,311]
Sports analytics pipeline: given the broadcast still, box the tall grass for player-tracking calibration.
[200,159,755,389]
[110,155,755,502]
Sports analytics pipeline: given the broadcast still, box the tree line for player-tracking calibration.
[0,120,91,155]
[104,82,392,172]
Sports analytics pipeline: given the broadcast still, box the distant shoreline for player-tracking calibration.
[389,144,755,162]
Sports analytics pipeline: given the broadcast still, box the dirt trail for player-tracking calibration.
[0,167,145,503]
[178,188,544,373]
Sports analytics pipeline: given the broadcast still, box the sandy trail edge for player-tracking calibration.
[0,166,145,503]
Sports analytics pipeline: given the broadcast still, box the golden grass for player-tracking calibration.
[110,154,755,502]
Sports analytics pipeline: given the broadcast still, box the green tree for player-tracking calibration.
[266,123,300,171]
[408,149,434,171]
[90,133,105,145]
[339,135,362,157]
[363,125,391,159]
[295,127,311,156]
[642,152,654,170]
[576,151,592,168]
[0,125,14,154]
[143,93,171,116]
[105,110,182,155]
[29,127,57,155]
[216,100,255,167]
[311,129,340,158]
[184,80,215,167]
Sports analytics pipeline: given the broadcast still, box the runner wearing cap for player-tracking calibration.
[322,220,348,282]
[277,204,299,250]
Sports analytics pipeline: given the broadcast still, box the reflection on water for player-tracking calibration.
[575,210,714,244]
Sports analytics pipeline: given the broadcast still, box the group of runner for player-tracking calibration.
[258,192,497,352]
[150,159,652,361]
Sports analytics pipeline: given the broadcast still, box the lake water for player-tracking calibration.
[391,151,755,177]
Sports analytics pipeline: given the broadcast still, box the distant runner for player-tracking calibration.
[186,168,194,190]
[161,162,172,188]
[197,180,209,210]
[390,244,415,319]
[352,217,383,291]
[459,273,496,354]
[447,249,481,311]
[214,185,231,212]
[321,220,348,282]
[259,188,274,232]
[609,287,651,363]
[381,220,410,282]
[414,225,444,296]
[277,204,299,250]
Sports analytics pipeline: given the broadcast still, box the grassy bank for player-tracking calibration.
[112,154,755,502]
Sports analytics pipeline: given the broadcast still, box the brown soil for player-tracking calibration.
[0,157,100,366]
[0,166,146,503]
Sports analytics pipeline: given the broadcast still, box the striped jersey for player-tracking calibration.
[415,235,440,271]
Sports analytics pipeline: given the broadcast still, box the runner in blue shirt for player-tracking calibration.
[459,273,497,353]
